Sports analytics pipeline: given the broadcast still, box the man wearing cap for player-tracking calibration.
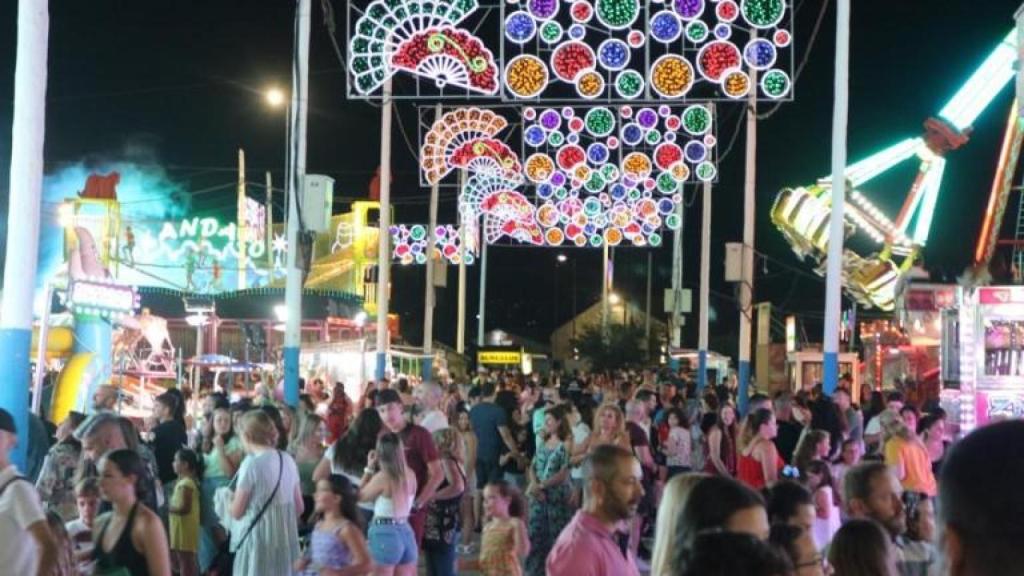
[0,408,58,575]
[376,388,444,545]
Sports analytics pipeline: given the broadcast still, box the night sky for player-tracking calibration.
[1,0,1022,356]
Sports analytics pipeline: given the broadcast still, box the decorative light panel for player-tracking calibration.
[389,224,478,265]
[514,104,716,247]
[500,0,793,101]
[347,0,500,99]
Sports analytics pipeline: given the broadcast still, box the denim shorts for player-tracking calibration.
[369,521,419,566]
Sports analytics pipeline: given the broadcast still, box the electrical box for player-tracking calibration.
[725,242,744,282]
[302,174,335,233]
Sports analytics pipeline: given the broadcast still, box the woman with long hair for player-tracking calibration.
[93,449,171,576]
[879,410,937,497]
[804,459,841,549]
[827,518,898,576]
[454,403,478,555]
[198,406,243,572]
[525,406,574,576]
[288,412,326,521]
[576,402,630,454]
[423,428,466,576]
[737,408,783,489]
[325,382,353,445]
[360,432,419,576]
[294,474,372,576]
[229,410,303,575]
[702,404,738,476]
[651,473,706,576]
[314,408,383,525]
[792,429,830,479]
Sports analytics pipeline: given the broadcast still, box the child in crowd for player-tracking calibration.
[65,478,100,575]
[461,480,530,576]
[294,475,372,576]
[169,448,202,576]
[804,459,841,549]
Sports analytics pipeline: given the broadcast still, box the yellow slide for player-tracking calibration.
[51,352,94,425]
[31,326,74,361]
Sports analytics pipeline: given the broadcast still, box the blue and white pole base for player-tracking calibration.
[0,328,32,469]
[823,351,839,397]
[737,359,751,416]
[376,352,388,382]
[422,356,433,383]
[697,349,708,393]
[283,346,300,406]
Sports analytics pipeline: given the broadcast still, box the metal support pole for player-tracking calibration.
[283,0,310,406]
[266,171,273,270]
[423,104,441,382]
[237,148,247,290]
[738,66,758,415]
[375,78,393,381]
[602,242,610,341]
[670,187,684,371]
[698,176,712,392]
[645,252,652,360]
[824,0,851,396]
[477,215,488,347]
[31,283,53,415]
[457,170,467,355]
[0,0,48,467]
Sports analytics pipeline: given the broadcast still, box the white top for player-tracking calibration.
[570,422,591,480]
[418,410,449,434]
[373,485,413,519]
[0,465,46,575]
[811,487,841,550]
[864,415,883,437]
[66,518,96,574]
[665,426,692,468]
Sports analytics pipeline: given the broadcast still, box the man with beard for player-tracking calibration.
[844,461,934,576]
[546,444,644,576]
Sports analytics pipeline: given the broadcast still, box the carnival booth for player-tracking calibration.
[787,350,861,399]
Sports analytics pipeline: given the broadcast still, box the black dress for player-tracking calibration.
[94,501,151,576]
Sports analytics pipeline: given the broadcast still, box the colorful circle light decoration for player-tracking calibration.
[761,69,791,99]
[741,0,785,29]
[773,29,792,47]
[556,144,587,170]
[622,152,653,179]
[682,105,711,135]
[585,107,617,137]
[576,70,605,98]
[571,1,595,23]
[595,0,641,30]
[504,55,548,97]
[717,0,739,22]
[650,55,694,98]
[539,20,564,44]
[650,11,682,43]
[685,20,709,43]
[551,41,597,82]
[697,40,741,82]
[598,39,631,71]
[525,153,556,182]
[744,38,777,70]
[528,0,559,20]
[654,142,683,170]
[615,70,645,99]
[505,12,537,44]
[722,69,751,98]
[673,0,704,20]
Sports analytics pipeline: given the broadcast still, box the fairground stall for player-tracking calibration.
[957,286,1024,432]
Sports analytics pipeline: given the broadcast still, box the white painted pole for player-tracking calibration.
[670,186,683,367]
[823,0,851,396]
[265,171,273,270]
[423,104,441,381]
[283,0,310,406]
[698,175,712,392]
[0,0,48,467]
[375,78,393,381]
[457,170,467,355]
[237,148,247,290]
[31,283,53,415]
[738,64,758,414]
[477,215,488,348]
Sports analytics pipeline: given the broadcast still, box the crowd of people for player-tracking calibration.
[0,369,1022,576]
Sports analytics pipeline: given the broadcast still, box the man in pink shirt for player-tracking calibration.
[546,444,644,576]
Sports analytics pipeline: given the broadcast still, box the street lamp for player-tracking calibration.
[609,292,621,305]
[265,87,286,108]
[556,253,567,263]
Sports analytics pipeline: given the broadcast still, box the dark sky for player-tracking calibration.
[1,0,1022,354]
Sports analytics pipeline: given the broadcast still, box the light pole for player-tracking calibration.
[555,253,567,329]
[355,312,367,394]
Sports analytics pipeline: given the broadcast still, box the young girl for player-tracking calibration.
[663,407,692,478]
[804,459,841,549]
[169,448,202,576]
[294,475,372,576]
[461,480,530,576]
[455,404,478,555]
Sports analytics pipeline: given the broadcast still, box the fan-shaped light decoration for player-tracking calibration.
[349,0,499,95]
[420,108,518,184]
[480,191,545,245]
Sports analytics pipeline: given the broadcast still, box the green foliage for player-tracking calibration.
[573,321,655,371]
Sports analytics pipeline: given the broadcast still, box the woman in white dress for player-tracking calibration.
[229,409,303,575]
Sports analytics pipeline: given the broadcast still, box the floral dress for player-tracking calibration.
[525,440,572,576]
[34,441,81,521]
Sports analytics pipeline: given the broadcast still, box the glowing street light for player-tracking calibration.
[609,292,621,305]
[354,311,367,327]
[556,253,567,263]
[265,87,286,108]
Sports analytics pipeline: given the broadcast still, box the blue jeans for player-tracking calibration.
[368,522,418,566]
[423,531,459,576]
